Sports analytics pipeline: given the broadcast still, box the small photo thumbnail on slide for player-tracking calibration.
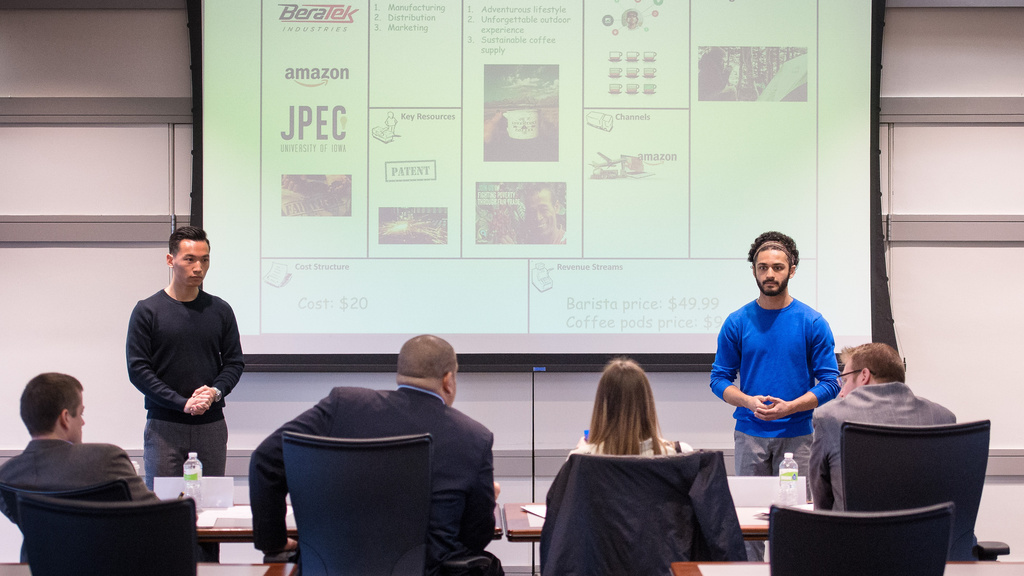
[697,46,808,102]
[483,64,560,162]
[622,7,644,31]
[281,174,352,217]
[378,207,448,245]
[475,182,567,245]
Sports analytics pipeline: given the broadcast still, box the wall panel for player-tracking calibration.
[0,126,171,215]
[890,125,1024,215]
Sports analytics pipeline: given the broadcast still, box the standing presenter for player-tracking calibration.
[709,231,839,556]
[126,226,244,489]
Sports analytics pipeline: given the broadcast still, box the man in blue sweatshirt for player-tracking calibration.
[709,231,840,557]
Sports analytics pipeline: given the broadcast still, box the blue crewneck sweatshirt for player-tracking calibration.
[710,298,840,437]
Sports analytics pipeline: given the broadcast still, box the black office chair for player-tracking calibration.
[769,502,954,576]
[841,420,1009,561]
[540,450,746,576]
[0,478,132,562]
[283,432,434,576]
[17,494,197,576]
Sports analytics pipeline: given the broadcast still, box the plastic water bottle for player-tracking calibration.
[183,452,203,512]
[777,452,799,507]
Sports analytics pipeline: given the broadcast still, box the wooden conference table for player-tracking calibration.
[196,505,503,543]
[0,565,298,576]
[670,562,1024,576]
[196,508,297,544]
[502,502,780,542]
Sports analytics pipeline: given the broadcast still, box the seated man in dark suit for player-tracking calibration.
[249,335,503,576]
[809,343,956,510]
[0,372,157,520]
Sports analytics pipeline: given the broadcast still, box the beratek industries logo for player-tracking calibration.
[279,4,359,22]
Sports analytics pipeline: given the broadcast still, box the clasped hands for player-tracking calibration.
[748,395,795,421]
[184,385,217,416]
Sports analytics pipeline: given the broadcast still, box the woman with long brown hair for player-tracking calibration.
[570,358,692,456]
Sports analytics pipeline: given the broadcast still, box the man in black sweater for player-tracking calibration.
[126,226,244,489]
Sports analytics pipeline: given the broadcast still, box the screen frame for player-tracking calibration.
[185,0,893,373]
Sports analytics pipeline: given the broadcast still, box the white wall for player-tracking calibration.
[1,4,1023,568]
[879,6,1024,561]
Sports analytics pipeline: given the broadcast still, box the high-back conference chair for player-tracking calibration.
[0,478,131,526]
[0,479,132,563]
[540,451,746,576]
[769,502,954,576]
[282,432,433,576]
[18,494,198,576]
[841,420,1009,560]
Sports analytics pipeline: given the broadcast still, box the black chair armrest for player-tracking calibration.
[974,541,1010,561]
[441,554,492,575]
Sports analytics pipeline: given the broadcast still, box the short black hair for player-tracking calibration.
[747,231,799,267]
[169,226,209,255]
[397,335,458,380]
[20,373,83,436]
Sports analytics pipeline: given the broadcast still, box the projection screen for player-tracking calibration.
[193,0,887,370]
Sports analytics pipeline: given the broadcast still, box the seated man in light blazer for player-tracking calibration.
[809,343,956,510]
[0,372,156,517]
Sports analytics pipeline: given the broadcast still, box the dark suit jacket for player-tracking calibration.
[540,451,746,576]
[809,381,956,510]
[249,386,496,576]
[0,438,157,520]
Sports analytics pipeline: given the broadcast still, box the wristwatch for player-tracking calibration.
[213,387,223,402]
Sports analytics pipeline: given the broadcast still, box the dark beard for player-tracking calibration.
[758,276,788,297]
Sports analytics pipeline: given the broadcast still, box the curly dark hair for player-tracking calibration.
[747,231,799,267]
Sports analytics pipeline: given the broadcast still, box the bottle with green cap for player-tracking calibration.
[777,452,799,507]
[183,451,203,512]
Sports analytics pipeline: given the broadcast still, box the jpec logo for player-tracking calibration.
[278,4,359,23]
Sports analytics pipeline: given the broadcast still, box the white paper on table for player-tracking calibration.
[521,504,546,518]
[736,503,813,525]
[197,505,252,528]
[196,505,295,528]
[733,507,770,526]
[521,504,546,527]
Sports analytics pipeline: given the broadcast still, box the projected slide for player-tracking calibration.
[202,0,874,356]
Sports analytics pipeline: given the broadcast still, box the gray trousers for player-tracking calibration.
[144,418,227,563]
[733,430,811,477]
[734,430,812,561]
[143,418,228,489]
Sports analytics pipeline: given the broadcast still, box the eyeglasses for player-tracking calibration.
[838,368,870,380]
